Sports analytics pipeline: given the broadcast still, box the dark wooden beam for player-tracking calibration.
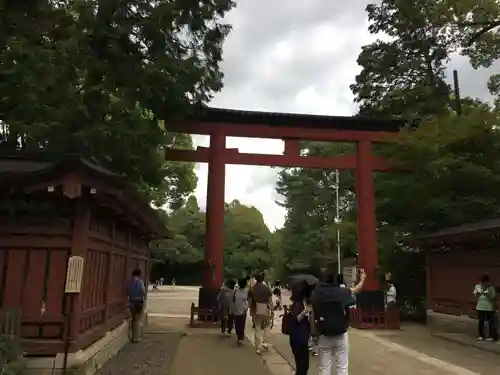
[167,121,400,142]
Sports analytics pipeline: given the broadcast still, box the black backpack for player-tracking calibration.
[312,285,348,336]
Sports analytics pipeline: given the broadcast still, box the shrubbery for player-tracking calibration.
[0,334,24,375]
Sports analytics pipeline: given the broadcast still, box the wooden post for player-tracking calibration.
[356,140,379,290]
[103,221,115,324]
[67,198,90,344]
[204,131,226,289]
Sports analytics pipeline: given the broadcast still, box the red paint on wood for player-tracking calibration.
[3,250,27,307]
[204,131,225,288]
[22,324,41,338]
[427,249,500,316]
[165,147,392,171]
[1,185,152,354]
[99,251,107,305]
[22,250,47,316]
[356,141,379,290]
[283,139,301,156]
[0,250,5,299]
[42,324,62,338]
[45,250,68,316]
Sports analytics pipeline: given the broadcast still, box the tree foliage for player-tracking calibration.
[350,0,500,117]
[274,0,500,301]
[151,197,274,282]
[351,0,500,236]
[0,0,235,207]
[351,0,500,296]
[275,142,358,276]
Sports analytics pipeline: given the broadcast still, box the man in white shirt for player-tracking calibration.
[386,281,397,306]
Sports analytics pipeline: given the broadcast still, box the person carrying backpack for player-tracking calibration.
[310,268,366,375]
[248,272,273,354]
[126,268,147,343]
[218,279,236,337]
[232,278,249,346]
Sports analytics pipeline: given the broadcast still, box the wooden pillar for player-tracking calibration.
[355,140,379,290]
[68,198,90,342]
[204,131,226,289]
[103,222,115,322]
[425,253,432,312]
[283,139,301,156]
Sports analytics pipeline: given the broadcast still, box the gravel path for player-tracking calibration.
[94,325,182,375]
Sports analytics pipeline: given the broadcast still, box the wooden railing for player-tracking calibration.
[0,308,21,337]
[189,303,219,328]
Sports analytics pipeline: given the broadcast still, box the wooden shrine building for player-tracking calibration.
[414,218,500,335]
[0,154,164,359]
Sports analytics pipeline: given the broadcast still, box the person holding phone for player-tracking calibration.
[310,268,367,375]
[289,281,312,375]
[473,275,498,342]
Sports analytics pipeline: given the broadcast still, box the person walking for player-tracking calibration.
[232,278,249,346]
[310,268,366,375]
[126,268,147,343]
[386,280,397,307]
[249,272,273,354]
[473,275,498,342]
[218,279,236,337]
[289,281,312,375]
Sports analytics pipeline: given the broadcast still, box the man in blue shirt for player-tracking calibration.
[126,268,146,343]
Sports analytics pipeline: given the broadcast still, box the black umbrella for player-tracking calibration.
[288,274,319,287]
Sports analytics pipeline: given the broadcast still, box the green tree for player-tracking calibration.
[377,105,500,234]
[223,200,273,278]
[350,0,464,117]
[0,0,235,207]
[346,1,500,312]
[152,198,276,281]
[152,196,205,264]
[275,142,358,275]
[352,0,500,236]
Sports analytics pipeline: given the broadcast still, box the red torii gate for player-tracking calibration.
[166,107,404,308]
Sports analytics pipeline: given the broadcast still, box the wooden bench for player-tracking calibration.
[189,303,219,328]
[0,308,21,337]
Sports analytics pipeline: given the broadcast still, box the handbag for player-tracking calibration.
[281,306,292,335]
[255,302,269,316]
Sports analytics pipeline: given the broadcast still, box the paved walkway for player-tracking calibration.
[138,286,500,375]
[170,330,273,375]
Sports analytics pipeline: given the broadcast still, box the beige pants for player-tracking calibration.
[254,314,271,350]
[130,306,144,342]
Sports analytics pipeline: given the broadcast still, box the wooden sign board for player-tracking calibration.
[65,256,84,294]
[342,265,358,287]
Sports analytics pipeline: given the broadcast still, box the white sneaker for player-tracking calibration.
[486,337,494,341]
[477,337,484,341]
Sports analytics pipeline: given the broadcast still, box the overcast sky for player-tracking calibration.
[191,0,496,231]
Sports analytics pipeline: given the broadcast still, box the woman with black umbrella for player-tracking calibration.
[288,280,313,375]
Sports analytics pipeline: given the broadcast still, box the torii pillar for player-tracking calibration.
[356,140,379,290]
[198,130,225,309]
